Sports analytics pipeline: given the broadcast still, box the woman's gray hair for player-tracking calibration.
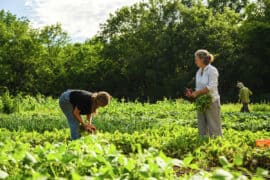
[195,49,214,65]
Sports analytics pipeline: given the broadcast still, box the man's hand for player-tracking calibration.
[88,124,96,131]
[83,123,96,133]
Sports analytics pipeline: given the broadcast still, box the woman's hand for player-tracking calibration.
[191,88,209,98]
[185,88,193,97]
[191,91,199,98]
[186,88,199,98]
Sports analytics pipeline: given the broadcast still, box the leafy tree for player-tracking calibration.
[237,0,270,100]
[99,0,242,101]
[0,10,42,93]
[208,0,249,13]
[0,0,269,102]
[35,24,69,95]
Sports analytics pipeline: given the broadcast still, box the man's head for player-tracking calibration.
[96,91,111,107]
[237,82,244,89]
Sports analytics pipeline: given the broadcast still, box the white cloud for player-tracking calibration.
[25,0,140,42]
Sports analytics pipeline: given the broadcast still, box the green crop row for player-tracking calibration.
[1,99,269,133]
[0,95,269,179]
[0,129,178,179]
[0,128,269,179]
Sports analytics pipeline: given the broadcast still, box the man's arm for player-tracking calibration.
[86,114,92,124]
[73,106,84,125]
[249,89,253,96]
[86,114,96,131]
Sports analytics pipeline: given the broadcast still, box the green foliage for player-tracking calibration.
[0,129,180,179]
[236,0,270,100]
[0,0,269,177]
[194,94,213,112]
[0,95,270,133]
[0,95,270,178]
[207,0,249,13]
[0,125,269,179]
[0,91,18,114]
[0,0,270,102]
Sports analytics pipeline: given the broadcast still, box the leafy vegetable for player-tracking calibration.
[195,94,213,112]
[0,95,269,179]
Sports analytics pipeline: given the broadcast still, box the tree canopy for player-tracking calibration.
[0,0,269,102]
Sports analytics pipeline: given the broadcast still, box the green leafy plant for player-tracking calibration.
[195,94,213,112]
[0,95,269,179]
[1,91,18,114]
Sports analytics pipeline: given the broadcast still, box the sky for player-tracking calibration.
[0,0,140,42]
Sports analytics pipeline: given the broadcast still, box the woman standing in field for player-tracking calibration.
[59,90,111,140]
[186,50,222,137]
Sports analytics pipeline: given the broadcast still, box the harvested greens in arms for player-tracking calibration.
[195,94,212,112]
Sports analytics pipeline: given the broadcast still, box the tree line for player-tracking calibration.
[0,0,269,102]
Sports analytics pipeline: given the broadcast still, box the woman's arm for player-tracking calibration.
[192,68,218,98]
[73,106,84,125]
[192,87,209,98]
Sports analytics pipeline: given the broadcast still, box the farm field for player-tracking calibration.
[0,95,270,179]
[1,0,270,179]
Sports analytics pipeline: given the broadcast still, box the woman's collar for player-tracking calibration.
[200,64,210,71]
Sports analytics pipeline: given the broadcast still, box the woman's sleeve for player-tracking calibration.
[206,68,219,91]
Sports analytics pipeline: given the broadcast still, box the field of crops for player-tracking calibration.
[0,94,270,179]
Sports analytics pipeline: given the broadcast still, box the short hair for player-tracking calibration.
[96,91,111,107]
[237,82,244,88]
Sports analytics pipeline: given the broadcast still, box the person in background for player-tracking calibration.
[59,89,111,140]
[237,82,252,113]
[186,49,222,137]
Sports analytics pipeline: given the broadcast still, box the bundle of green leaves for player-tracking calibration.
[195,94,213,112]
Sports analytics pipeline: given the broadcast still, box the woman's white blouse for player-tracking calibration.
[196,64,220,102]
